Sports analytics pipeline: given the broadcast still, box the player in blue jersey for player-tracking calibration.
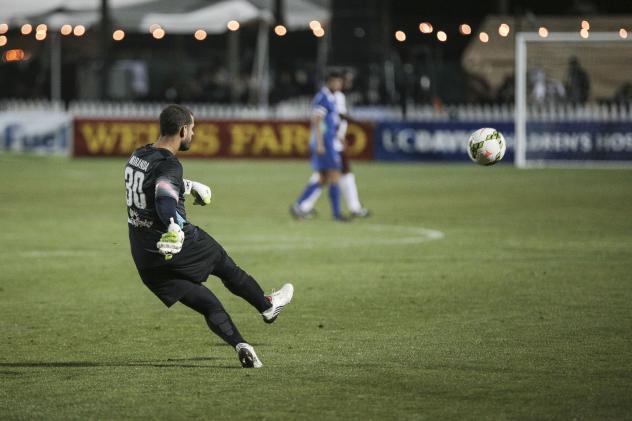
[290,71,347,221]
[292,72,370,219]
[126,105,293,368]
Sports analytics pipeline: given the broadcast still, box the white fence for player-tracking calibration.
[1,98,632,122]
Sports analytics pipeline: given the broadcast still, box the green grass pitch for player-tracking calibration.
[1,154,631,420]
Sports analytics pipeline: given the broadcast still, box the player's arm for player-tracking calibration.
[155,192,179,228]
[340,111,375,137]
[154,161,184,256]
[155,186,185,257]
[339,112,359,125]
[313,100,327,155]
[335,92,371,127]
[312,113,325,155]
[336,120,349,149]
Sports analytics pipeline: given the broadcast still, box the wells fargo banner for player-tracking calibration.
[74,119,374,160]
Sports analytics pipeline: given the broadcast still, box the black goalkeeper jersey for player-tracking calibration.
[126,144,224,285]
[125,144,187,231]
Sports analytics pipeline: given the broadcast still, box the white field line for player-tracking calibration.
[8,250,103,258]
[225,223,445,252]
[7,224,445,257]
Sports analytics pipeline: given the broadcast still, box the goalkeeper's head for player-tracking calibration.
[159,104,194,151]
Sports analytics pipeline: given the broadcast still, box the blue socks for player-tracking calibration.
[296,182,320,205]
[296,181,341,219]
[328,183,341,219]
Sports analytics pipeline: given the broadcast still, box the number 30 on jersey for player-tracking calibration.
[125,167,147,209]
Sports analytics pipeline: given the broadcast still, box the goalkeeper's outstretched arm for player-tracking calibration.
[155,195,179,228]
[154,189,184,259]
[155,177,181,228]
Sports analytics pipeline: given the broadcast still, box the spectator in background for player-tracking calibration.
[614,82,632,103]
[566,56,590,103]
[530,68,547,103]
[529,68,566,104]
[464,71,494,103]
[496,74,515,103]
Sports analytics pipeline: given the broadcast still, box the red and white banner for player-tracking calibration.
[73,119,374,160]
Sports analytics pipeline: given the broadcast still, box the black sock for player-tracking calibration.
[179,284,245,347]
[212,253,272,313]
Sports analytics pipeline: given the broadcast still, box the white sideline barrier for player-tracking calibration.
[0,110,72,155]
[1,99,631,122]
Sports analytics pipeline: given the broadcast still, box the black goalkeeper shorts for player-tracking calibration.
[129,224,225,307]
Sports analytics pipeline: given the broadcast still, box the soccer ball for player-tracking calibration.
[467,128,506,166]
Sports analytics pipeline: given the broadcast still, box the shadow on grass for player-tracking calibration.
[0,357,241,370]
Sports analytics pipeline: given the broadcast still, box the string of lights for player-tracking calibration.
[0,19,628,48]
[0,18,629,64]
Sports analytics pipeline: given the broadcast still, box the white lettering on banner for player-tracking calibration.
[595,133,632,152]
[382,128,413,153]
[381,128,514,154]
[428,130,471,152]
[411,130,433,152]
[527,132,592,153]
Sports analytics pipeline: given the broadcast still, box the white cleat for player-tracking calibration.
[236,343,263,368]
[261,283,294,324]
[351,207,371,218]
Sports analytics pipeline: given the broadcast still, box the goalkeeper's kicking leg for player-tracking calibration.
[178,251,293,368]
[211,251,294,325]
[179,284,263,368]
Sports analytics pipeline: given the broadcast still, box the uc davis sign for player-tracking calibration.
[374,121,515,162]
[74,119,374,160]
[375,120,632,163]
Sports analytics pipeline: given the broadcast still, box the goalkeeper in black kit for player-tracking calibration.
[125,104,293,368]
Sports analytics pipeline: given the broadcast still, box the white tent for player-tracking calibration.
[0,0,152,23]
[140,0,269,34]
[4,0,330,105]
[3,0,329,33]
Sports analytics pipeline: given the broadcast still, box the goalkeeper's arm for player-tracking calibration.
[155,196,184,257]
[155,176,183,228]
[154,178,185,257]
[155,195,179,228]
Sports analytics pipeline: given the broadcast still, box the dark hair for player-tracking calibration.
[326,70,343,81]
[159,104,193,136]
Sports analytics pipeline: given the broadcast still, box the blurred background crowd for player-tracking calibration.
[1,0,631,110]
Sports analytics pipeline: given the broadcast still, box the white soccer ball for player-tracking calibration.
[467,128,507,166]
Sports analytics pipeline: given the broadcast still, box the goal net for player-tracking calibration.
[514,32,632,168]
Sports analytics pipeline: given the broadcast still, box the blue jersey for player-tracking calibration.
[310,87,340,147]
[309,88,342,171]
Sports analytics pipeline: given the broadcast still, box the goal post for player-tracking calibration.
[514,32,632,168]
